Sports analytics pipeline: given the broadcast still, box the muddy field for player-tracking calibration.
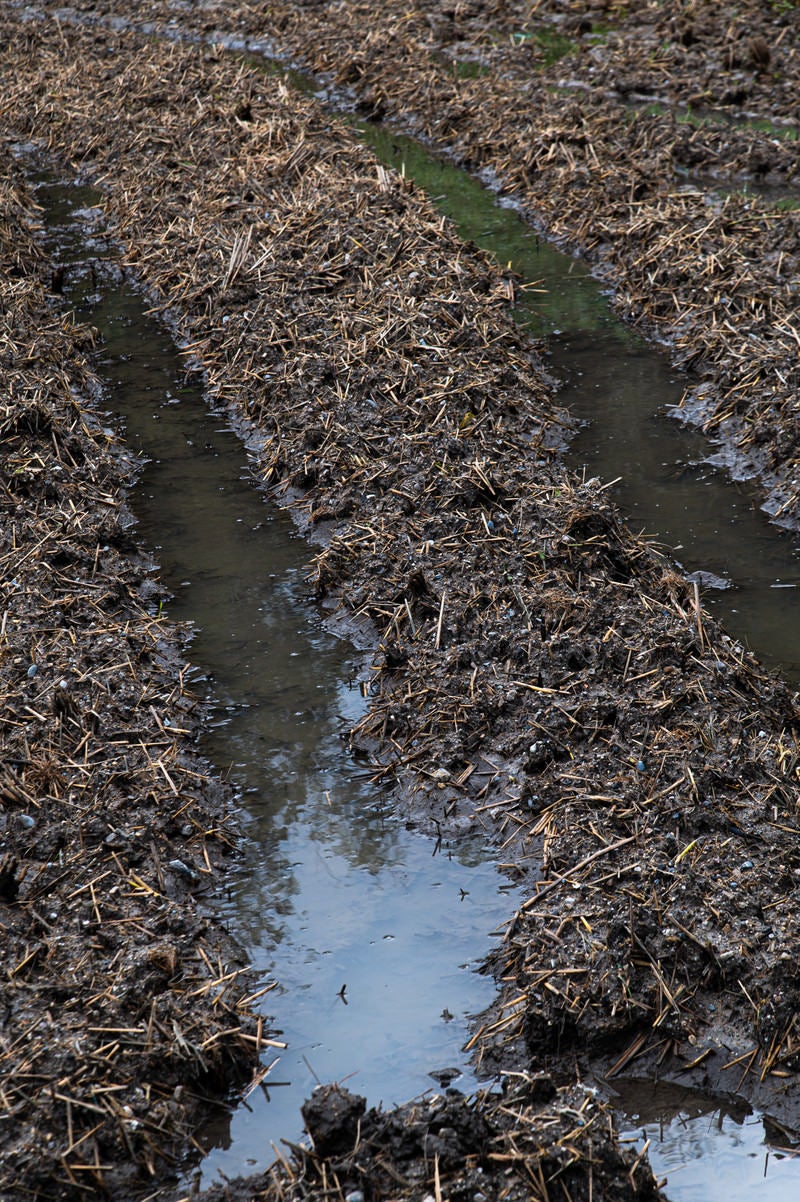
[0,3,799,1200]
[0,156,260,1197]
[221,0,800,527]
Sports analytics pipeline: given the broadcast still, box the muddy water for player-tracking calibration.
[31,174,521,1180]
[614,1079,800,1201]
[351,123,800,683]
[25,67,800,1197]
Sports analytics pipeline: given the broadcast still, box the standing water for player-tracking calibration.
[613,1077,800,1201]
[25,75,800,1194]
[352,123,800,682]
[30,172,521,1183]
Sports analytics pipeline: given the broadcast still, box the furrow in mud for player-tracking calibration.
[0,9,798,1201]
[0,153,258,1199]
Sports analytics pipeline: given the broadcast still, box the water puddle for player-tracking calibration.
[347,123,800,681]
[674,170,800,209]
[613,1079,799,1201]
[30,170,520,1183]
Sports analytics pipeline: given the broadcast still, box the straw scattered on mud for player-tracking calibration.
[0,7,799,1200]
[0,155,263,1198]
[264,0,800,529]
[76,0,799,530]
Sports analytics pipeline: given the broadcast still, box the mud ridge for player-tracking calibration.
[0,152,260,1198]
[0,10,798,1201]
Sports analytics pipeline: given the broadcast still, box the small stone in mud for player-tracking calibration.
[167,857,198,880]
[302,1084,367,1157]
[429,1065,462,1086]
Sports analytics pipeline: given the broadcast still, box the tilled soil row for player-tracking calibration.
[55,0,800,527]
[0,156,260,1197]
[254,0,800,526]
[0,13,799,1201]
[255,0,800,528]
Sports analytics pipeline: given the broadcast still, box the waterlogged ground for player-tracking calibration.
[0,4,799,1201]
[34,176,523,1186]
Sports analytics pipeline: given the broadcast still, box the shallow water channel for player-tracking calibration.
[343,121,800,1197]
[32,174,521,1182]
[26,68,800,1194]
[349,122,800,684]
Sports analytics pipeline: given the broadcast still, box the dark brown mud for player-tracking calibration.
[175,1080,663,1202]
[268,0,800,529]
[0,6,799,1201]
[0,155,260,1198]
[90,0,799,531]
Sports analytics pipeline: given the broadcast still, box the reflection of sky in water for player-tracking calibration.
[622,1110,800,1201]
[36,181,519,1185]
[206,829,517,1176]
[103,353,517,1163]
[613,1079,800,1201]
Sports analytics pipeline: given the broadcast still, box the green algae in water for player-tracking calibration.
[353,119,626,340]
[631,100,799,142]
[429,50,491,80]
[453,58,491,79]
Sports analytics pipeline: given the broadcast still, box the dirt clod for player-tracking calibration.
[301,1086,367,1159]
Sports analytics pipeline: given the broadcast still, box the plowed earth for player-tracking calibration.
[0,4,798,1201]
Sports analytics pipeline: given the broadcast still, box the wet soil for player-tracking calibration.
[71,0,800,529]
[178,1079,664,1202]
[269,0,800,530]
[0,157,260,1198]
[0,5,799,1201]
